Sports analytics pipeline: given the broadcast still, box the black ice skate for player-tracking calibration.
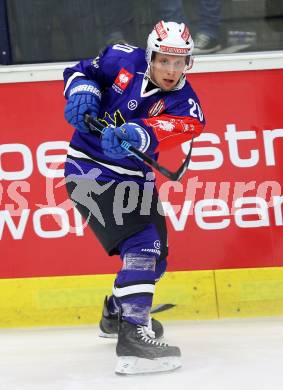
[115,320,181,375]
[99,296,164,339]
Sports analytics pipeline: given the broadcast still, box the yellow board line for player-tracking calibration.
[0,267,283,327]
[215,267,283,318]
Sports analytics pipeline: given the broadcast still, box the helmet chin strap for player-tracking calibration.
[172,73,187,91]
[145,63,187,91]
[145,64,159,86]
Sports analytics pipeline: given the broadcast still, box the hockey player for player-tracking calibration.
[63,20,205,374]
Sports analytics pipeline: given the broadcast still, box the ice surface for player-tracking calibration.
[1,317,283,390]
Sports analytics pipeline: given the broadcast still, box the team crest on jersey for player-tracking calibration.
[148,99,165,117]
[112,68,133,94]
[100,110,126,128]
[151,120,175,132]
[145,117,194,133]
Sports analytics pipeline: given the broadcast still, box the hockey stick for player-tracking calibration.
[84,113,194,181]
[150,303,176,314]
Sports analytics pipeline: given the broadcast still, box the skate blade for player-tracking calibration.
[115,356,181,375]
[99,332,163,341]
[99,331,117,339]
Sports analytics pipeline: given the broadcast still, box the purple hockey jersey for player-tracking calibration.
[63,43,205,182]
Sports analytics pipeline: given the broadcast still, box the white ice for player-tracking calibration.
[1,317,283,390]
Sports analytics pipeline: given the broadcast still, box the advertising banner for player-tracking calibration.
[1,69,283,278]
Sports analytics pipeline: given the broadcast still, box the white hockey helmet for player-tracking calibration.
[146,21,194,71]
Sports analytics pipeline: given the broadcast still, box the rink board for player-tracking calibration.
[1,267,283,327]
[1,57,283,328]
[1,68,283,279]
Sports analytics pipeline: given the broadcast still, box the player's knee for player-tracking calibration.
[114,226,167,306]
[119,224,164,263]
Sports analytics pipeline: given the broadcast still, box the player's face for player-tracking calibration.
[150,53,187,91]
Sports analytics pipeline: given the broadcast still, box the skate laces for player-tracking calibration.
[144,317,155,339]
[137,325,167,347]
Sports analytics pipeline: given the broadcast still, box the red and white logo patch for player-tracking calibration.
[114,68,133,91]
[148,99,165,117]
[154,21,168,40]
[181,25,190,42]
[159,45,189,55]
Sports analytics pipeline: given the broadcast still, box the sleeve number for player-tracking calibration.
[112,43,138,53]
[188,98,204,121]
